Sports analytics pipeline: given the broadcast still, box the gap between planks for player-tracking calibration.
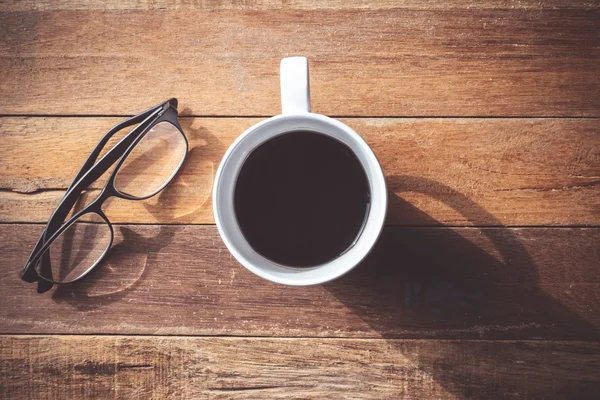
[1,333,599,342]
[2,115,600,119]
[2,222,600,228]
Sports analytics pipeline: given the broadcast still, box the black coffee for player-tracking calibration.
[234,131,371,267]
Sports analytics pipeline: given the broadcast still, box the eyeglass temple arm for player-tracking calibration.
[64,99,176,196]
[55,108,164,221]
[57,99,176,217]
[23,114,151,274]
[21,113,155,289]
[46,110,161,235]
[31,112,160,292]
[24,101,173,290]
[70,109,163,192]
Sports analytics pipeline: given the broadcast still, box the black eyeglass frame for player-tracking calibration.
[21,98,188,292]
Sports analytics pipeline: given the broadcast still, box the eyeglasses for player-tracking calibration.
[21,99,188,293]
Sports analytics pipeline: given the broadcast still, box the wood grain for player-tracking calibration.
[1,9,598,116]
[1,335,599,399]
[2,224,598,339]
[2,0,598,11]
[2,3,598,398]
[0,117,598,226]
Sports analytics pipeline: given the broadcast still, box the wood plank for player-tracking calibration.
[2,0,598,11]
[1,335,599,399]
[1,10,598,116]
[1,224,598,339]
[1,117,598,226]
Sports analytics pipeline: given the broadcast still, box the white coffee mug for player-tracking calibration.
[213,57,387,285]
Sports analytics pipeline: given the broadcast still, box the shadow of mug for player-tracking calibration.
[325,175,599,397]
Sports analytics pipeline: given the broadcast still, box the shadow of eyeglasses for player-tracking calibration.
[52,225,174,310]
[140,115,228,223]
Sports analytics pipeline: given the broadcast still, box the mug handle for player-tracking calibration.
[280,56,311,114]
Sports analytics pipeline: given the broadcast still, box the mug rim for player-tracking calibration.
[213,112,387,285]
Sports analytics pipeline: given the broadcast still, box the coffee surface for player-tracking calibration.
[234,131,371,267]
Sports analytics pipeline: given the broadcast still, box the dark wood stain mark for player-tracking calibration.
[74,361,153,375]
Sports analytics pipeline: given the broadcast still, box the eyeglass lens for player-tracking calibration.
[37,212,112,283]
[113,121,187,199]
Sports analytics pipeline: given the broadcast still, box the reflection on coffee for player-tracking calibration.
[234,131,371,267]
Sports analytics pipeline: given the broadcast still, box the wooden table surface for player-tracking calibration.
[1,1,599,399]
